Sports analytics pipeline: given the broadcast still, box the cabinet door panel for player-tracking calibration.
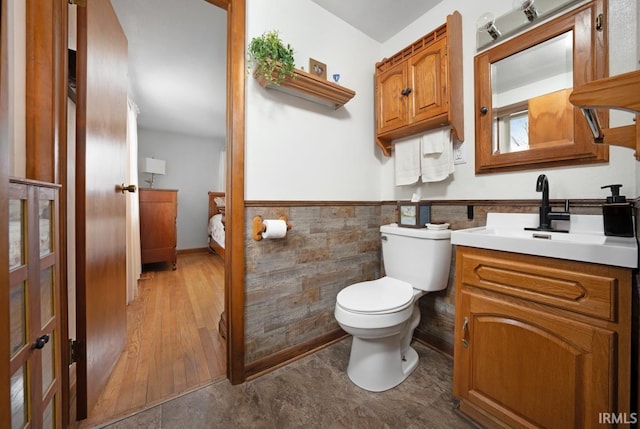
[456,290,614,429]
[376,62,407,134]
[409,38,447,123]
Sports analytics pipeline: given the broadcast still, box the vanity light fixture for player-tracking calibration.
[476,12,501,40]
[520,0,539,22]
[477,0,581,50]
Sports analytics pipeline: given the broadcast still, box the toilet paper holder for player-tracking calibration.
[252,215,292,241]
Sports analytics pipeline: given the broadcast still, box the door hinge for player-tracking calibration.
[69,339,84,364]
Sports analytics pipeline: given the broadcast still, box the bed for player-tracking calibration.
[208,191,226,259]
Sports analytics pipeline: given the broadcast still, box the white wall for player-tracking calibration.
[245,0,381,201]
[246,0,638,203]
[138,128,224,249]
[379,0,639,202]
[7,0,26,177]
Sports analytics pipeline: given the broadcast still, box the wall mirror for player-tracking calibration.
[475,0,608,174]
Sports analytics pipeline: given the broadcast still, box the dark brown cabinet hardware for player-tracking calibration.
[33,334,50,350]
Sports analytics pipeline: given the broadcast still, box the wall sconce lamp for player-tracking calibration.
[143,157,166,188]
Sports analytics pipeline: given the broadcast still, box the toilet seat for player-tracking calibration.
[336,277,414,315]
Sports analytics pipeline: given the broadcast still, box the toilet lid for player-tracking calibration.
[337,277,414,314]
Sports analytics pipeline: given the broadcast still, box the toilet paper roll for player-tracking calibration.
[262,219,288,239]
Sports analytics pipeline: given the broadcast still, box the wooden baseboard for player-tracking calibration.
[413,328,454,357]
[244,329,347,380]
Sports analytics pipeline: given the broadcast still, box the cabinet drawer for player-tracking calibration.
[457,247,621,322]
[139,189,177,203]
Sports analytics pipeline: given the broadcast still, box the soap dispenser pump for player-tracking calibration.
[601,184,634,237]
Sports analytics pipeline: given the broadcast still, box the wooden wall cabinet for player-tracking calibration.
[139,189,178,270]
[453,246,632,429]
[375,11,463,156]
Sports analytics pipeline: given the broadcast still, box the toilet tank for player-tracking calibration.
[380,223,452,291]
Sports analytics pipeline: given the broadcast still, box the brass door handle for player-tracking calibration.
[117,184,137,194]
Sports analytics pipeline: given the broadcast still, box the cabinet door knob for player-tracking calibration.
[401,87,412,96]
[33,334,50,350]
[480,106,488,115]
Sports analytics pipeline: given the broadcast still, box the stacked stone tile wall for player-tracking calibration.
[244,204,397,363]
[245,200,604,365]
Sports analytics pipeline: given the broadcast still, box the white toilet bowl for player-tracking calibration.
[335,277,425,391]
[334,224,451,392]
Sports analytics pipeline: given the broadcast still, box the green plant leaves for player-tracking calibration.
[248,30,295,85]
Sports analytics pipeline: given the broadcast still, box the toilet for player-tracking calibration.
[334,223,451,392]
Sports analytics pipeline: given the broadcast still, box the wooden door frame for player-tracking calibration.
[0,0,246,423]
[1,0,12,423]
[206,0,246,385]
[1,0,69,424]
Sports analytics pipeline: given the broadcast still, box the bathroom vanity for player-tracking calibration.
[451,214,636,428]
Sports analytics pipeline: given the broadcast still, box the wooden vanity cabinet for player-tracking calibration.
[375,11,463,156]
[139,188,178,270]
[453,246,632,429]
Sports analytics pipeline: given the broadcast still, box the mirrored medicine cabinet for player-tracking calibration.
[475,0,608,174]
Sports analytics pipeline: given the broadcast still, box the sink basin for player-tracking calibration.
[451,213,638,268]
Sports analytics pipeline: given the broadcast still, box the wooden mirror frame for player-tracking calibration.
[475,0,608,174]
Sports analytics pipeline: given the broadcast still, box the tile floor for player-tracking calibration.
[96,338,477,429]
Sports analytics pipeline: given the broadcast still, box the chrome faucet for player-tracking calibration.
[525,174,570,232]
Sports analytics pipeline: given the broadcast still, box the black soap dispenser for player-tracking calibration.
[601,184,634,237]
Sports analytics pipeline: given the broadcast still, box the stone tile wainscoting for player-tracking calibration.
[244,203,397,375]
[243,199,628,376]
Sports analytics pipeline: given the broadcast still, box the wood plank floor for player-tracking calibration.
[86,251,226,425]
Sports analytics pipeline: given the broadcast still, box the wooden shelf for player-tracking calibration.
[254,65,355,110]
[569,69,640,159]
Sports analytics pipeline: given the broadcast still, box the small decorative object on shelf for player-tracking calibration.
[309,58,327,80]
[248,30,295,86]
[332,73,340,83]
[397,201,431,228]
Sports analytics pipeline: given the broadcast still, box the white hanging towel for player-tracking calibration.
[421,128,454,182]
[394,135,421,186]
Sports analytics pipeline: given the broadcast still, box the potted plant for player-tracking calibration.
[248,30,295,85]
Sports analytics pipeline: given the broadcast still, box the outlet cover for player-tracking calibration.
[453,141,466,164]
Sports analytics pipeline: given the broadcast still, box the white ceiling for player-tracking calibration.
[310,0,443,43]
[110,0,442,140]
[110,0,227,139]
